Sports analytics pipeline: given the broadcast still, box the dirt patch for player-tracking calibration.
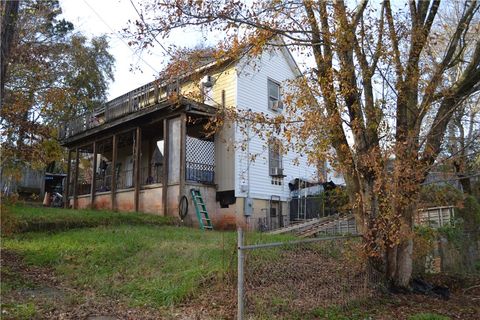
[170,273,237,320]
[244,242,378,317]
[366,289,480,320]
[1,249,60,287]
[1,249,167,319]
[241,243,480,319]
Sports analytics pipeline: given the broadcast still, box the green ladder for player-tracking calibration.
[190,189,213,230]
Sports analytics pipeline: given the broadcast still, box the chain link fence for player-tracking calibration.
[237,230,384,319]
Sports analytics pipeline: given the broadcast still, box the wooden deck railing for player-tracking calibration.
[59,79,179,140]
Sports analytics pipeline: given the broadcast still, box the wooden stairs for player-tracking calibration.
[267,214,358,238]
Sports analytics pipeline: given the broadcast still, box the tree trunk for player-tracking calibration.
[344,172,367,234]
[388,204,416,289]
[458,174,472,195]
[386,245,397,281]
[453,160,472,195]
[394,238,413,288]
[1,0,20,107]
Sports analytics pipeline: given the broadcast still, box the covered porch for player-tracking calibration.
[62,98,216,219]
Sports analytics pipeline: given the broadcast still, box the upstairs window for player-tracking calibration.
[268,79,283,111]
[269,138,284,178]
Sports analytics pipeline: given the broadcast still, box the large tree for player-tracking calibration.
[1,0,114,172]
[1,0,19,106]
[127,0,480,287]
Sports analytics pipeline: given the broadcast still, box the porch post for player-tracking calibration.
[73,147,79,209]
[111,134,117,210]
[134,127,142,212]
[64,149,72,208]
[179,113,186,199]
[147,138,153,180]
[162,119,169,215]
[90,140,97,208]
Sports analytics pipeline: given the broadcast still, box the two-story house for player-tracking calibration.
[59,45,316,230]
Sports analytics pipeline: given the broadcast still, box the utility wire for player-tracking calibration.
[128,0,174,59]
[81,0,159,74]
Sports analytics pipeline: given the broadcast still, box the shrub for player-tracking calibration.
[418,185,463,208]
[456,195,480,228]
[0,204,19,235]
[413,226,437,275]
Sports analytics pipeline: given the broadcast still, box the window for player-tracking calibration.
[269,138,283,178]
[268,79,282,111]
[271,177,283,185]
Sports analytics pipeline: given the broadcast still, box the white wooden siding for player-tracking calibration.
[212,67,236,191]
[235,49,317,200]
[177,66,237,191]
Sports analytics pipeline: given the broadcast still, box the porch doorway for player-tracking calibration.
[269,196,284,230]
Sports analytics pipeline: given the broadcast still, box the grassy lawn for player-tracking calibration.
[2,205,235,307]
[4,225,234,306]
[2,205,477,319]
[1,204,291,315]
[6,204,174,233]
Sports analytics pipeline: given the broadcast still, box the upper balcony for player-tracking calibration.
[59,79,183,142]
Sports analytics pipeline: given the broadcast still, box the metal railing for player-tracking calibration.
[95,174,112,192]
[258,214,287,232]
[77,183,91,196]
[140,165,163,186]
[115,169,134,190]
[185,161,215,184]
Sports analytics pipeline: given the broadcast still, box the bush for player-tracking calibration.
[418,185,463,208]
[413,226,437,275]
[0,204,19,235]
[456,195,480,228]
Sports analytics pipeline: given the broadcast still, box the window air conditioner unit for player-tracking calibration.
[270,100,283,111]
[270,167,284,176]
[201,75,214,88]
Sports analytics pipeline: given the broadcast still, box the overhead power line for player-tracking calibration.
[81,0,159,74]
[128,0,174,59]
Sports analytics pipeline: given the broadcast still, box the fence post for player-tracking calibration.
[439,207,443,227]
[237,227,244,320]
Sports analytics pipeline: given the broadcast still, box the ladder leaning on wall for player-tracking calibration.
[190,189,213,230]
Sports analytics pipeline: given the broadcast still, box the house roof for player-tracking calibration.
[60,41,303,146]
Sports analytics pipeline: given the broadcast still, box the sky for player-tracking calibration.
[59,0,206,100]
[59,0,314,102]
